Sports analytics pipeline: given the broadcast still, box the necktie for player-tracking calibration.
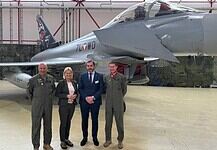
[89,72,92,83]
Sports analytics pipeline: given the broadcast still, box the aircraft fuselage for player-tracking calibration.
[147,12,217,56]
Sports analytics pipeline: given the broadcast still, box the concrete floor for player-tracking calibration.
[0,80,217,150]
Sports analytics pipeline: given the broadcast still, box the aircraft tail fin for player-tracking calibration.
[36,15,60,50]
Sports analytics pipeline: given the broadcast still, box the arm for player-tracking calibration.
[78,75,87,100]
[102,75,107,94]
[51,77,56,95]
[27,78,34,100]
[72,81,78,104]
[73,81,78,96]
[121,76,127,97]
[55,81,68,99]
[93,74,104,100]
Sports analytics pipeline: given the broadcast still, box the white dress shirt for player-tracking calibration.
[88,71,95,83]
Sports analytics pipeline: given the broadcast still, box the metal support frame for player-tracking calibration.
[74,1,82,38]
[18,8,23,44]
[65,8,69,43]
[0,0,144,44]
[61,3,65,44]
[208,0,216,13]
[17,0,20,44]
[74,0,100,38]
[9,0,102,44]
[80,2,100,29]
[71,8,75,41]
[17,0,23,44]
[40,1,43,16]
[0,1,3,44]
[2,0,212,45]
[69,9,71,42]
[9,2,13,44]
[20,6,23,44]
[75,8,78,39]
[78,2,81,38]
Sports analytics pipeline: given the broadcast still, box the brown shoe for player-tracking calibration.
[43,144,53,150]
[118,141,123,149]
[103,141,112,147]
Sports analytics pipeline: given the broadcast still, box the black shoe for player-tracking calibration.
[33,145,39,150]
[80,138,87,146]
[60,142,67,149]
[93,139,99,146]
[65,139,74,147]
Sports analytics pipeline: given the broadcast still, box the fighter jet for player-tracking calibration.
[0,0,217,89]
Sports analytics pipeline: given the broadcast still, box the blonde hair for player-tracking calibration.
[63,67,73,79]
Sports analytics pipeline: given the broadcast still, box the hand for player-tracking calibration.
[72,94,77,100]
[89,96,95,104]
[67,94,71,99]
[85,96,91,104]
[67,94,74,103]
[68,94,74,101]
[86,96,94,104]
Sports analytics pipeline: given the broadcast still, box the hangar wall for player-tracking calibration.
[1,8,122,44]
[0,0,135,44]
[0,0,216,44]
[0,1,217,87]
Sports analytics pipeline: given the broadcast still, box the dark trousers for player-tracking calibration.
[59,104,75,142]
[80,103,100,140]
[32,109,52,148]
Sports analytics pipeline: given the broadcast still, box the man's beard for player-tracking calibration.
[88,69,93,72]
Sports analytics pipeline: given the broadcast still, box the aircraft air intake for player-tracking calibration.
[94,21,179,63]
[203,14,217,55]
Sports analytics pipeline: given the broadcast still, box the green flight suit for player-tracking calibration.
[27,74,55,148]
[104,73,127,142]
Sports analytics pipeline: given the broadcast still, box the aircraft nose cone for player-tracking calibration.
[31,52,43,62]
[31,55,38,62]
[203,13,217,54]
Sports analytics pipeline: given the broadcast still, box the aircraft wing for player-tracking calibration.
[0,57,85,67]
[94,21,179,63]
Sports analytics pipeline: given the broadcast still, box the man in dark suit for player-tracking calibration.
[79,60,104,146]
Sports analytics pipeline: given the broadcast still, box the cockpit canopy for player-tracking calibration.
[103,0,200,28]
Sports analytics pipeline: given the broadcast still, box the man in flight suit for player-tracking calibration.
[103,62,127,149]
[27,63,55,150]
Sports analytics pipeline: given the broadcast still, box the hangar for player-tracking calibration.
[0,0,217,150]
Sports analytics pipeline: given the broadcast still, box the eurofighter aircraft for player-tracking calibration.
[0,0,217,89]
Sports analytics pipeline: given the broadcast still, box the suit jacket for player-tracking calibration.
[55,79,78,106]
[79,72,104,105]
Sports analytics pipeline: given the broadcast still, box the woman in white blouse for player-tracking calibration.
[55,67,78,149]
